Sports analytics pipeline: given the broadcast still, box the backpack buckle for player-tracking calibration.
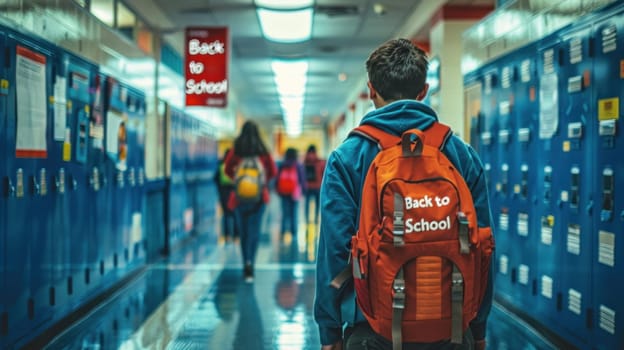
[392,278,406,309]
[393,194,405,246]
[451,270,464,302]
[457,212,470,254]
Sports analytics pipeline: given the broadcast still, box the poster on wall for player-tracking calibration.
[53,76,67,141]
[106,110,127,171]
[539,73,559,139]
[16,45,48,158]
[185,27,228,107]
[90,76,105,150]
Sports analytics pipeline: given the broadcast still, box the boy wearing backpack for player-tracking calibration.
[314,39,494,350]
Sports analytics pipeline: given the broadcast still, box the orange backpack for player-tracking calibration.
[346,123,493,347]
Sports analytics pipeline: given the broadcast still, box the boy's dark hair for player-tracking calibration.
[365,38,429,102]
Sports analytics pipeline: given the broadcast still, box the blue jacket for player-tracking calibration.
[314,100,494,345]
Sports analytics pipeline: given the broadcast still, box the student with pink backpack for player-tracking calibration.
[276,147,307,246]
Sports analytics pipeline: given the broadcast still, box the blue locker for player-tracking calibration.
[106,77,133,273]
[0,29,7,341]
[533,34,566,331]
[554,24,595,348]
[480,64,516,304]
[494,54,518,304]
[3,30,56,345]
[123,86,147,266]
[168,107,190,250]
[505,45,540,311]
[464,68,483,153]
[57,50,97,307]
[89,73,115,287]
[591,4,624,349]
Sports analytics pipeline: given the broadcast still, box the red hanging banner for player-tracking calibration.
[185,27,228,107]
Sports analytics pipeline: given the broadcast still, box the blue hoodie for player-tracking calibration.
[313,99,494,345]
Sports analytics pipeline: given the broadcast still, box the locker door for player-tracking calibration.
[57,50,97,306]
[484,62,516,304]
[88,72,113,288]
[555,24,595,348]
[0,30,7,343]
[591,6,624,350]
[4,31,56,345]
[106,78,133,272]
[124,87,147,266]
[533,35,566,333]
[506,46,540,311]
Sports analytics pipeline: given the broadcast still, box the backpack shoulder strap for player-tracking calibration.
[423,122,453,150]
[350,125,399,150]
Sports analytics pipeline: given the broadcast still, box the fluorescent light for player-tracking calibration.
[257,8,313,43]
[271,60,309,76]
[280,96,304,110]
[273,60,308,95]
[276,80,306,96]
[272,59,308,135]
[256,0,313,10]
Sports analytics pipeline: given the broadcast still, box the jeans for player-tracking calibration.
[235,202,266,264]
[222,209,238,238]
[345,322,474,350]
[304,189,320,224]
[280,196,299,238]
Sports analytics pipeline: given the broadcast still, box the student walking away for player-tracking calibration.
[214,148,239,243]
[303,144,326,224]
[276,147,307,246]
[224,121,277,283]
[314,38,495,350]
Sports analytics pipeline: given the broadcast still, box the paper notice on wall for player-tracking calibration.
[106,110,123,158]
[16,45,48,158]
[539,73,559,139]
[53,76,67,141]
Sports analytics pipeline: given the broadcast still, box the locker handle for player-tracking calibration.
[585,201,593,215]
[3,177,15,197]
[30,176,40,196]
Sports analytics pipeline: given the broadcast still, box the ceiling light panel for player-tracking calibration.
[257,8,313,43]
[255,0,314,10]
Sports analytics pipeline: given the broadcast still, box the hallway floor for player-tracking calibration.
[43,199,563,350]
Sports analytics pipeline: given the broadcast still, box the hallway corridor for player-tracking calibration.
[41,199,565,350]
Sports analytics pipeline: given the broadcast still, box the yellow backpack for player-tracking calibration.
[234,157,264,203]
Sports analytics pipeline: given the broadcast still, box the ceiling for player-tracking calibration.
[127,0,495,131]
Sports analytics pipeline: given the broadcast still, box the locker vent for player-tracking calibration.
[543,49,555,73]
[568,289,582,315]
[541,220,553,245]
[601,25,617,53]
[485,74,493,94]
[598,230,615,267]
[569,37,583,64]
[520,59,531,82]
[499,255,509,275]
[518,264,529,285]
[599,305,615,334]
[499,212,509,232]
[541,275,553,299]
[501,66,511,88]
[567,224,581,255]
[517,213,529,236]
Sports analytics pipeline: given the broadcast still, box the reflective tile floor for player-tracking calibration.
[43,202,565,350]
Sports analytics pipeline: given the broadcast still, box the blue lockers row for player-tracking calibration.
[466,2,623,349]
[0,23,218,348]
